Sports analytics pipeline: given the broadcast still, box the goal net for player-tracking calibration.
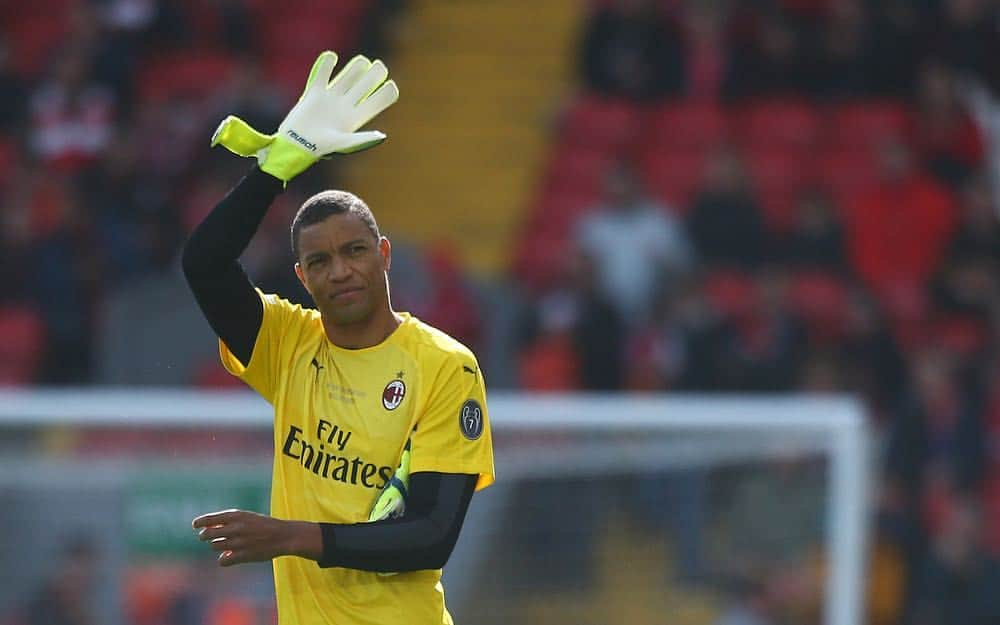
[0,390,870,625]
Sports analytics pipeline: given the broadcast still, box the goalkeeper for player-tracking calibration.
[181,51,495,625]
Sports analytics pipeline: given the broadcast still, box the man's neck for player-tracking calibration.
[323,307,403,350]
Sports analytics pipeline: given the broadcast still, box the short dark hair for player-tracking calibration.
[290,190,380,259]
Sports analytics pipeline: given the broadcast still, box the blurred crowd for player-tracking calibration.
[510,1,1000,625]
[0,0,397,384]
[2,0,1000,624]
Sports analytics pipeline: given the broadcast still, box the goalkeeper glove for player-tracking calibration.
[211,50,399,182]
[369,437,411,522]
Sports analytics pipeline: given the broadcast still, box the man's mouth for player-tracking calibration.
[331,287,364,300]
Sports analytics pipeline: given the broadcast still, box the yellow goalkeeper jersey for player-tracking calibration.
[220,290,495,625]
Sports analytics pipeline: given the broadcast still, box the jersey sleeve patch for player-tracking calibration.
[459,399,484,440]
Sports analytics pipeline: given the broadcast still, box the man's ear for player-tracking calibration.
[294,262,307,290]
[379,236,391,272]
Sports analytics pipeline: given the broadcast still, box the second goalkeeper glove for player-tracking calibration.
[369,437,411,522]
[211,50,399,182]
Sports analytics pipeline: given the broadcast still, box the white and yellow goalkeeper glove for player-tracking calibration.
[369,438,411,522]
[211,50,399,182]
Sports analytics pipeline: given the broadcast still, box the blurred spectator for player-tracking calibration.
[709,458,826,607]
[778,188,848,273]
[206,57,286,136]
[838,291,908,416]
[95,0,192,50]
[0,37,26,133]
[931,256,997,323]
[926,0,1000,94]
[884,346,988,599]
[869,0,922,98]
[22,535,98,625]
[579,0,683,101]
[910,497,1000,625]
[726,268,808,392]
[910,60,986,187]
[846,139,957,298]
[78,130,180,285]
[943,173,1000,268]
[205,0,256,55]
[408,243,483,354]
[9,167,101,383]
[575,160,694,325]
[724,10,808,101]
[627,276,737,391]
[66,2,140,106]
[28,47,116,173]
[797,348,842,392]
[517,248,624,391]
[714,578,775,625]
[680,0,733,101]
[687,146,769,269]
[803,0,877,99]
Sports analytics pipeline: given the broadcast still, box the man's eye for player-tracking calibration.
[350,246,366,255]
[309,258,326,268]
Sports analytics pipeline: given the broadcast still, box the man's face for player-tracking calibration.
[294,213,391,326]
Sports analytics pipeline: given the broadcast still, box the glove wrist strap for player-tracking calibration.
[260,136,320,182]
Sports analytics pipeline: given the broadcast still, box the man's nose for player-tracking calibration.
[328,257,352,282]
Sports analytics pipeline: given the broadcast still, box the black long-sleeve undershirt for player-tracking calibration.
[319,472,476,571]
[181,166,278,364]
[181,166,478,572]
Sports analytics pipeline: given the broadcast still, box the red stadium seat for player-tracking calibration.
[809,147,880,210]
[874,281,932,348]
[247,0,369,22]
[261,14,357,58]
[531,187,600,230]
[735,99,823,151]
[930,316,988,356]
[703,271,755,321]
[0,307,44,385]
[829,101,911,149]
[543,144,615,199]
[648,101,730,149]
[137,51,237,103]
[512,226,574,292]
[638,146,708,211]
[744,146,811,229]
[6,14,70,77]
[561,96,642,151]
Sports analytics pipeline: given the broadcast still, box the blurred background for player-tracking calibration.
[1,0,1000,623]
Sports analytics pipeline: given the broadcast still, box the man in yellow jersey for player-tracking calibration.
[180,51,495,625]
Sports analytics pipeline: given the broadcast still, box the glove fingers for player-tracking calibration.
[350,80,400,129]
[303,50,339,99]
[335,130,387,154]
[345,59,389,105]
[328,55,372,96]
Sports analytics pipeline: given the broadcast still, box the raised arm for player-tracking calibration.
[183,50,398,364]
[181,166,283,366]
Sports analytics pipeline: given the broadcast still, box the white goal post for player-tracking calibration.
[0,390,870,625]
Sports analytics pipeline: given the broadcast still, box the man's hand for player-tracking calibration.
[211,50,400,182]
[192,509,322,567]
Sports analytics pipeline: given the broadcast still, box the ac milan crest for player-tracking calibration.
[382,379,406,410]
